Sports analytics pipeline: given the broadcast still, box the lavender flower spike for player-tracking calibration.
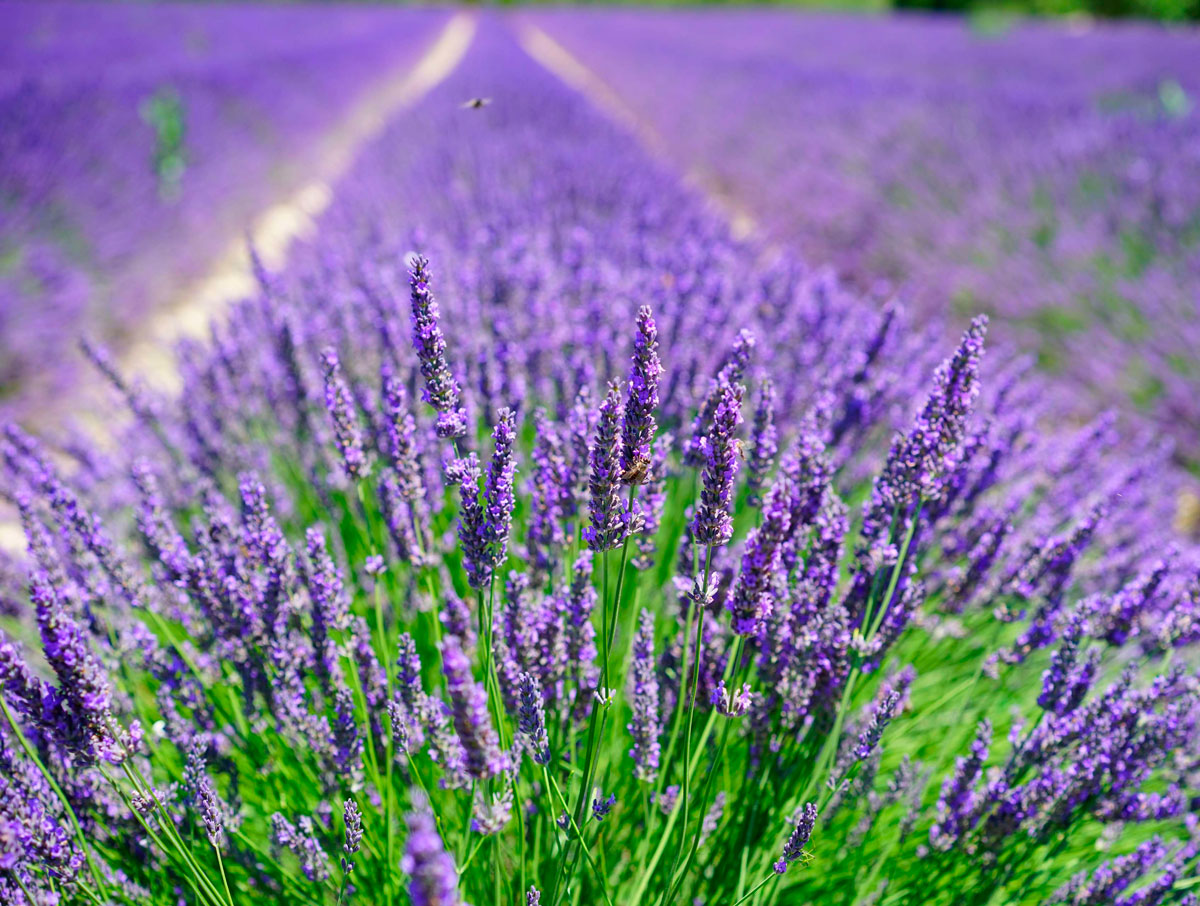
[441,635,505,780]
[891,315,988,507]
[628,609,662,782]
[456,454,490,590]
[409,254,467,439]
[320,346,368,481]
[481,407,518,570]
[30,563,133,764]
[342,798,363,875]
[691,378,743,548]
[585,381,631,552]
[517,671,551,766]
[458,409,518,590]
[620,304,664,483]
[774,802,818,874]
[727,478,793,634]
[402,802,464,906]
[271,813,330,882]
[185,742,225,847]
[929,719,991,852]
[381,365,427,502]
[528,887,542,906]
[746,378,778,508]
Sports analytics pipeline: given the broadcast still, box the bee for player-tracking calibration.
[460,97,492,110]
[621,457,650,485]
[734,438,747,463]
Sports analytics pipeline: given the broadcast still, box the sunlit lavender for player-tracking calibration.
[2,8,1199,906]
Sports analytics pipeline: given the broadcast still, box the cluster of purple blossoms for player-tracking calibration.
[517,671,550,766]
[321,346,369,482]
[409,254,468,439]
[402,803,464,906]
[691,378,743,549]
[440,635,506,781]
[745,378,778,508]
[727,478,793,635]
[620,305,664,482]
[270,813,331,883]
[342,798,363,875]
[774,803,818,874]
[627,609,662,781]
[585,382,634,552]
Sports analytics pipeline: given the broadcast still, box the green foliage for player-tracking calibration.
[140,87,187,201]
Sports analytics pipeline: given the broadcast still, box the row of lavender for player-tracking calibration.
[3,15,1199,906]
[530,10,1200,461]
[0,1,447,421]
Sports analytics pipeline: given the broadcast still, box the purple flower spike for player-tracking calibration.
[746,378,778,508]
[1038,609,1097,717]
[409,254,467,439]
[30,562,132,765]
[628,609,662,782]
[441,635,505,781]
[482,408,518,567]
[271,813,330,883]
[691,378,743,548]
[774,802,818,874]
[332,686,365,791]
[320,346,368,481]
[456,454,490,590]
[458,409,518,590]
[381,365,428,501]
[402,803,464,906]
[585,381,632,552]
[342,798,363,875]
[620,304,663,483]
[929,719,992,852]
[728,478,793,634]
[517,671,551,766]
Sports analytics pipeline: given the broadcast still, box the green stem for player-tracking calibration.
[666,545,713,892]
[215,844,236,906]
[732,874,776,906]
[662,635,747,904]
[544,767,616,906]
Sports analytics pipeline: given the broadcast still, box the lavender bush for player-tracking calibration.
[530,10,1200,462]
[1,16,1198,906]
[0,0,447,421]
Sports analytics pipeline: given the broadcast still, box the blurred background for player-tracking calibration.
[1,0,1197,468]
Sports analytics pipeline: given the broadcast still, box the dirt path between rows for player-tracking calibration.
[0,13,477,555]
[123,12,478,390]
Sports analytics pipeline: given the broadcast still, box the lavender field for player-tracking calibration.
[531,10,1200,460]
[0,1,447,420]
[2,7,1199,906]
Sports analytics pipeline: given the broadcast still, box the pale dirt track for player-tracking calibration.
[0,13,477,555]
[123,12,478,389]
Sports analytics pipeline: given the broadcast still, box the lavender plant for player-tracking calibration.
[533,10,1200,463]
[1,18,1197,906]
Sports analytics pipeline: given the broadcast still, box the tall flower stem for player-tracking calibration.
[664,544,713,898]
[662,634,747,904]
[544,766,616,906]
[215,845,236,906]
